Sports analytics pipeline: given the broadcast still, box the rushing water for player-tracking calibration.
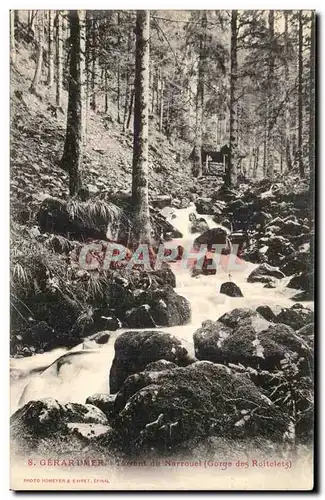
[10,204,312,414]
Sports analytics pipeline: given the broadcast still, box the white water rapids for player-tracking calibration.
[10,204,312,415]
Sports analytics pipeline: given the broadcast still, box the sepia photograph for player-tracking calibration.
[9,8,315,491]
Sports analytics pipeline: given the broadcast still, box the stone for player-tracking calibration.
[11,398,108,449]
[125,305,157,328]
[113,361,287,453]
[194,320,311,372]
[276,304,314,331]
[109,330,193,393]
[193,321,233,362]
[136,287,191,327]
[220,282,243,297]
[256,305,282,323]
[10,398,110,456]
[247,263,285,283]
[287,272,312,291]
[85,394,116,418]
[218,308,270,332]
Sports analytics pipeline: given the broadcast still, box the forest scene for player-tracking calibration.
[10,10,315,489]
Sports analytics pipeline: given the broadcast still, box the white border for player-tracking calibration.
[0,2,322,498]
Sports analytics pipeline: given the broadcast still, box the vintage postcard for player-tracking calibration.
[10,9,315,490]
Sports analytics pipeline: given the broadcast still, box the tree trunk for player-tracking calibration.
[60,10,86,196]
[215,116,219,147]
[14,10,20,25]
[298,11,304,177]
[85,11,91,140]
[29,10,36,34]
[309,12,315,201]
[151,63,155,114]
[30,11,44,94]
[226,9,238,187]
[55,12,63,107]
[266,10,275,178]
[104,64,109,113]
[263,113,267,176]
[156,67,160,114]
[117,63,121,123]
[159,79,165,133]
[193,12,207,177]
[127,89,134,130]
[131,10,151,246]
[284,11,292,171]
[253,146,259,178]
[47,10,54,86]
[116,12,121,123]
[223,116,227,144]
[10,10,16,65]
[91,15,96,112]
[123,26,132,132]
[123,79,129,131]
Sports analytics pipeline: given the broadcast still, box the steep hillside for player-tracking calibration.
[10,42,198,224]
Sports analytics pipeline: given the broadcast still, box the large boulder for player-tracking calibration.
[136,287,191,327]
[85,394,116,419]
[219,323,310,370]
[109,330,194,393]
[194,319,311,371]
[287,272,313,291]
[11,398,109,451]
[193,320,233,362]
[220,282,243,297]
[113,361,287,453]
[247,263,285,283]
[256,305,282,323]
[124,305,156,328]
[218,308,270,332]
[275,304,314,331]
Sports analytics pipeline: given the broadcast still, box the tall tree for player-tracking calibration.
[123,26,132,131]
[117,12,121,123]
[55,11,63,107]
[193,12,207,177]
[226,9,238,187]
[309,11,315,199]
[284,11,293,171]
[30,11,44,94]
[60,10,86,196]
[264,10,275,178]
[297,10,304,177]
[132,10,151,246]
[47,10,54,87]
[90,14,97,111]
[10,10,16,65]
